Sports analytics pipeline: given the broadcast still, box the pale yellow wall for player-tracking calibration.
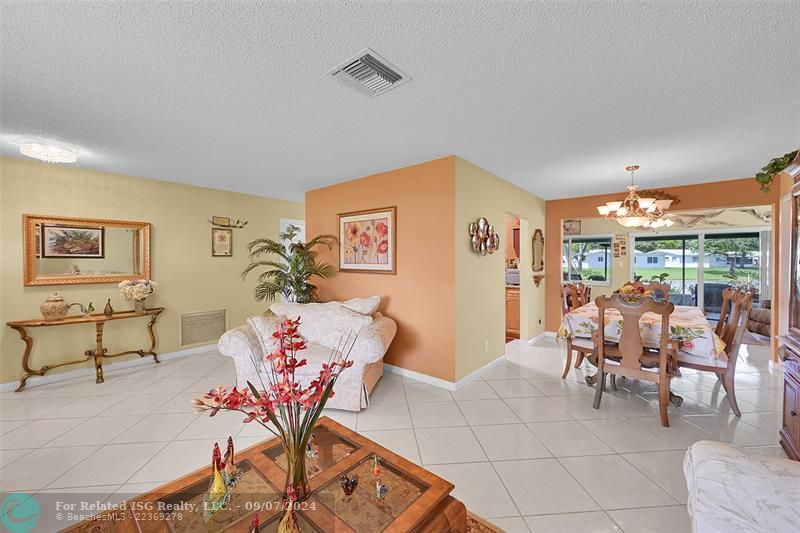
[454,157,546,380]
[0,157,304,384]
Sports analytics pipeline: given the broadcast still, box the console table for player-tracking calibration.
[6,307,164,392]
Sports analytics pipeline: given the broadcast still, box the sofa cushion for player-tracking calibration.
[292,343,363,385]
[340,296,381,315]
[246,315,282,356]
[270,302,373,348]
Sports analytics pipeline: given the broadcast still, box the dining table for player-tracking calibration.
[558,302,726,402]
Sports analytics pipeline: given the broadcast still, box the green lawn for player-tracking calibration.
[565,267,759,282]
[631,267,759,282]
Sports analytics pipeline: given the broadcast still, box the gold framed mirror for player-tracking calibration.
[532,228,544,272]
[23,214,151,286]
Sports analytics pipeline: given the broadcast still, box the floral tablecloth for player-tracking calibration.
[558,303,726,359]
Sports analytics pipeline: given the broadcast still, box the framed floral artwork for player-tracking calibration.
[41,224,104,258]
[211,228,232,257]
[338,206,396,274]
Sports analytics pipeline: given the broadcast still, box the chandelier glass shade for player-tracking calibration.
[596,165,674,229]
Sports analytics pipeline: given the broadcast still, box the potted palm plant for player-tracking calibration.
[242,225,336,304]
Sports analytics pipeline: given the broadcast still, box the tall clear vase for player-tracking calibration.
[134,298,147,314]
[282,444,310,503]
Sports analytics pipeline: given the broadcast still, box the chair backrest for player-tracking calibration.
[596,294,675,372]
[623,281,671,301]
[720,289,754,368]
[715,287,734,337]
[560,283,591,315]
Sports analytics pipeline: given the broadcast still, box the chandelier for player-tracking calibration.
[19,143,77,164]
[596,165,674,229]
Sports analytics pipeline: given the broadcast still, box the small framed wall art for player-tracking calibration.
[211,228,233,257]
[338,206,396,274]
[562,220,581,236]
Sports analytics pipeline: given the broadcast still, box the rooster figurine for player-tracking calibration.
[222,436,240,486]
[247,513,259,533]
[203,443,230,522]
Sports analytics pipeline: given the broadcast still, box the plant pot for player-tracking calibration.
[134,298,147,314]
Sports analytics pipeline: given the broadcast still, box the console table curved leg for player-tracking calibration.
[94,322,105,384]
[143,313,161,363]
[11,325,36,392]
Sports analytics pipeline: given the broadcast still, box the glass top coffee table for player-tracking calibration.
[63,417,466,532]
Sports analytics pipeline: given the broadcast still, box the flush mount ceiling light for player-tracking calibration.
[19,143,77,164]
[596,165,679,229]
[328,48,410,97]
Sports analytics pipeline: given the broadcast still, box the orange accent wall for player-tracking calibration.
[305,157,457,381]
[545,177,782,357]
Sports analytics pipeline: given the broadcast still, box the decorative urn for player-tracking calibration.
[40,293,70,321]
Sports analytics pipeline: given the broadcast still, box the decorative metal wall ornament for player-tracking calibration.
[209,216,248,229]
[468,217,500,256]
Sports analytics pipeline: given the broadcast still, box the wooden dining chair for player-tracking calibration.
[714,288,734,337]
[623,281,671,301]
[560,283,591,313]
[560,283,594,379]
[677,288,753,416]
[592,294,677,427]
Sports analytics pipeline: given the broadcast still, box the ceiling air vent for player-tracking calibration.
[329,49,410,97]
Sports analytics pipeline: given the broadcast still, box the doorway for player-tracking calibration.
[505,214,521,341]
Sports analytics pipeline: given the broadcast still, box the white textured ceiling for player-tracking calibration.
[1,1,798,201]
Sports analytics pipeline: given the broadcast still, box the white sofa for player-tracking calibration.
[218,297,397,412]
[684,441,800,532]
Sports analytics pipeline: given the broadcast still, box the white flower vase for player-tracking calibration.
[134,298,147,314]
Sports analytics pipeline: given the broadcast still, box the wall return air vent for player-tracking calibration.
[328,49,410,97]
[180,309,227,347]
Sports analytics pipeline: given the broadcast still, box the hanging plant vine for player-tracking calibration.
[755,149,798,192]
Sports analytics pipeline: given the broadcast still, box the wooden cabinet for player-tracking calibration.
[780,343,800,460]
[779,167,800,461]
[506,287,520,339]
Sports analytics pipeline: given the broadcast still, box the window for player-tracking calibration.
[562,236,612,284]
[647,256,658,264]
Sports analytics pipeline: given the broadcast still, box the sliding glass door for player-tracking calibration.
[632,230,769,318]
[632,235,698,306]
[702,233,762,316]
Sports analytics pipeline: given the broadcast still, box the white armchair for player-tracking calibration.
[683,441,800,532]
[218,299,397,411]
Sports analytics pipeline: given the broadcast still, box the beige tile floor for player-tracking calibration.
[0,336,786,532]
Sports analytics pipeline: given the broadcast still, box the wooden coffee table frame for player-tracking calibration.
[66,417,466,533]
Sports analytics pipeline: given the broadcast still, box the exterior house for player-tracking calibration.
[584,249,610,268]
[633,249,730,268]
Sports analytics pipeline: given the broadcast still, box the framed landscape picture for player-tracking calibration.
[212,228,232,256]
[41,224,104,258]
[338,206,396,274]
